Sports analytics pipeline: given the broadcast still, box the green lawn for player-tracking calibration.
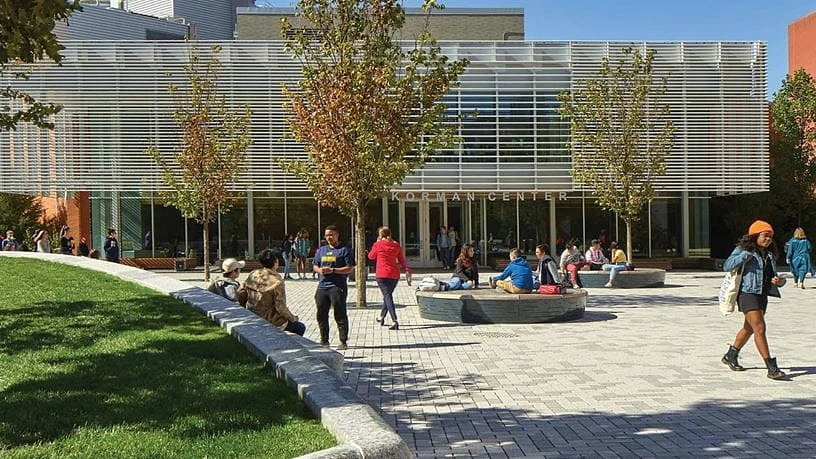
[0,258,336,458]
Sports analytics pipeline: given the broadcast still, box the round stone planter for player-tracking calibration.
[576,268,666,288]
[417,288,586,324]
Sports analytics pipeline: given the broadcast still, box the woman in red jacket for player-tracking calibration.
[368,226,411,330]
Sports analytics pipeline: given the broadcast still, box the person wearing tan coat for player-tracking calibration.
[238,248,306,335]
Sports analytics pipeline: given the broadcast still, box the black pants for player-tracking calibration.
[315,286,349,344]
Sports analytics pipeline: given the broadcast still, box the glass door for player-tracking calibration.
[428,202,444,268]
[402,201,421,265]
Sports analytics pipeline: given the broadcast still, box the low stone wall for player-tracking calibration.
[0,252,410,459]
[577,268,666,288]
[417,288,586,323]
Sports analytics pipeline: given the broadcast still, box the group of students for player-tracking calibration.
[439,238,630,294]
[0,226,124,263]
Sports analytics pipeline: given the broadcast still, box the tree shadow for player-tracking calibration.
[344,360,816,456]
[589,294,715,308]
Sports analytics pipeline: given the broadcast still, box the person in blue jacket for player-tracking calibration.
[488,248,533,294]
[721,220,786,380]
[785,227,813,289]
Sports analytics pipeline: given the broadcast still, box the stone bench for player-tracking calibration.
[417,288,586,324]
[575,268,666,288]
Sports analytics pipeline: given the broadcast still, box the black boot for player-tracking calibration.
[764,357,786,380]
[721,345,745,371]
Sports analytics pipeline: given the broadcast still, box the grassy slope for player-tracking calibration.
[0,257,336,458]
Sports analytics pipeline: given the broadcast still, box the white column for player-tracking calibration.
[549,197,556,252]
[217,205,222,260]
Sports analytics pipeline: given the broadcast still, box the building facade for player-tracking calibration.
[0,35,768,266]
[789,10,816,76]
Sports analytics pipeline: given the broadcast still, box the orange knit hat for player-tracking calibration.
[748,220,774,235]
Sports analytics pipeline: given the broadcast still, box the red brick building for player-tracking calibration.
[789,10,816,75]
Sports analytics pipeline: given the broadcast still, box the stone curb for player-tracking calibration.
[1,252,411,459]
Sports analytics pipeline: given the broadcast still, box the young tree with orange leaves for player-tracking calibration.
[280,0,467,307]
[147,45,252,281]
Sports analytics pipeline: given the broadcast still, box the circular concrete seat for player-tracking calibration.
[576,268,666,288]
[416,288,586,324]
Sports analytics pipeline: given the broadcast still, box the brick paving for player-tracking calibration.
[176,269,816,458]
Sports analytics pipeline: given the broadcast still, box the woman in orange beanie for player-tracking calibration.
[721,220,786,380]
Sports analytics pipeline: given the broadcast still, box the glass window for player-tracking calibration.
[254,198,285,252]
[486,200,516,256]
[220,196,248,259]
[689,198,710,257]
[555,198,583,255]
[518,199,548,255]
[650,198,682,257]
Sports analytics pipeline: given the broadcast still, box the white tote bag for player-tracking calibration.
[718,261,747,316]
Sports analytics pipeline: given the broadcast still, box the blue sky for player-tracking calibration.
[401,0,816,98]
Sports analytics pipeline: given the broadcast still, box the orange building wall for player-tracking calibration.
[789,10,816,76]
[40,192,91,243]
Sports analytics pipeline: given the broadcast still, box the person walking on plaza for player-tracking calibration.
[59,225,75,255]
[281,233,294,280]
[488,248,534,293]
[448,225,460,262]
[602,241,627,287]
[585,239,609,270]
[103,228,120,263]
[294,229,312,280]
[721,220,786,380]
[368,226,410,330]
[33,229,51,253]
[559,244,586,289]
[436,226,452,270]
[2,230,20,251]
[533,243,561,288]
[238,249,305,335]
[313,225,354,350]
[447,243,480,290]
[785,227,813,289]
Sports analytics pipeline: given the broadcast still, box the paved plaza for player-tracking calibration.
[175,268,816,458]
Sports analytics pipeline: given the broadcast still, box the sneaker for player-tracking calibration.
[604,282,612,288]
[320,341,330,347]
[389,322,399,331]
[337,342,348,350]
[572,284,580,289]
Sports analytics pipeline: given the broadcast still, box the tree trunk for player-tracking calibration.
[203,215,211,282]
[355,205,367,308]
[625,219,633,264]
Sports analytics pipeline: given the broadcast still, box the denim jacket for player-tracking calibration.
[723,246,781,298]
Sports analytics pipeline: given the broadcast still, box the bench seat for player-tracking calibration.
[417,288,586,324]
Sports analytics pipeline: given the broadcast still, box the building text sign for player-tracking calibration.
[390,191,569,201]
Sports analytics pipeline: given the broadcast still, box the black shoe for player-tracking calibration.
[721,345,745,371]
[320,341,330,347]
[389,322,399,330]
[337,342,348,350]
[765,357,786,380]
[376,316,385,325]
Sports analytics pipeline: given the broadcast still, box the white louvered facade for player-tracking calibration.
[0,40,767,196]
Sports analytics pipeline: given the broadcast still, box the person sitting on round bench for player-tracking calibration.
[488,248,534,294]
[585,239,609,271]
[532,243,562,289]
[446,243,480,290]
[602,241,628,287]
[559,244,587,289]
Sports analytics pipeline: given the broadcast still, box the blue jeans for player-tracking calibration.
[284,320,306,336]
[377,278,399,322]
[447,277,473,290]
[440,247,452,268]
[602,263,627,283]
[283,252,292,278]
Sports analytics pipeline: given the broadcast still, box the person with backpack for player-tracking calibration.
[208,258,245,302]
[533,243,561,289]
[293,229,312,280]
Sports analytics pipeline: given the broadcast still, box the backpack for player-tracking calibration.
[207,279,226,297]
[418,276,441,291]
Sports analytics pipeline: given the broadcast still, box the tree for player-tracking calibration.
[1,0,81,131]
[557,47,675,262]
[147,44,252,281]
[280,0,468,307]
[0,192,45,245]
[770,68,816,227]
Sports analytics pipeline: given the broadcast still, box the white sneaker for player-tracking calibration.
[604,282,612,288]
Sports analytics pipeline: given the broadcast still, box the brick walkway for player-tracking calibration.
[177,269,816,458]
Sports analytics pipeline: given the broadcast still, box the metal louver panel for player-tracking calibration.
[0,40,767,195]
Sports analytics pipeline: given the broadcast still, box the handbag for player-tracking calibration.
[718,260,747,316]
[539,284,564,295]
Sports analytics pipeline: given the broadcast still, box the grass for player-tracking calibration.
[0,257,336,458]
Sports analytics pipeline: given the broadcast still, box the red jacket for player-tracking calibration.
[368,239,409,280]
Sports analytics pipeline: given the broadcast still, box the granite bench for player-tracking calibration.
[575,268,666,288]
[417,288,587,324]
